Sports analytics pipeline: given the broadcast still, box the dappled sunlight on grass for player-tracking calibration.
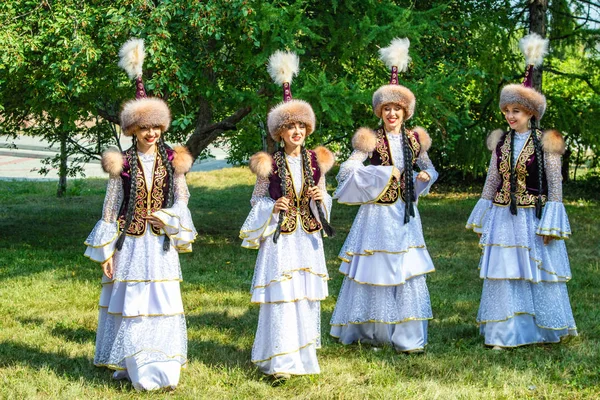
[0,171,598,398]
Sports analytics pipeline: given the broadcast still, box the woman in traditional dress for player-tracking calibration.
[84,38,197,390]
[329,38,437,353]
[239,51,335,379]
[466,33,577,349]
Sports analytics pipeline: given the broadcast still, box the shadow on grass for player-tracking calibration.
[51,323,96,344]
[187,310,256,369]
[0,341,110,387]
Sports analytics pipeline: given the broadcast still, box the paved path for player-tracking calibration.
[0,136,231,180]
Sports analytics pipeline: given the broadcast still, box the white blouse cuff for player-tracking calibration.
[414,168,438,199]
[334,165,394,204]
[152,202,198,253]
[84,220,119,263]
[536,201,571,239]
[466,199,493,233]
[240,197,278,249]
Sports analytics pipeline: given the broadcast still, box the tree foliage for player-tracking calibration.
[0,0,598,195]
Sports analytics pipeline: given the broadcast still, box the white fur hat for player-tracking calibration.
[117,38,171,136]
[372,38,416,120]
[265,51,316,141]
[499,33,548,120]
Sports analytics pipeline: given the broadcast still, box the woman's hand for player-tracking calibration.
[146,215,166,230]
[392,166,401,181]
[102,257,113,279]
[416,171,431,182]
[542,235,555,245]
[307,186,324,202]
[273,197,290,213]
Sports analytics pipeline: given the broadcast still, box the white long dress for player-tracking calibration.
[239,153,332,376]
[466,131,577,347]
[330,132,438,352]
[84,151,197,390]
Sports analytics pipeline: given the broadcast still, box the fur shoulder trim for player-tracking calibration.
[172,145,194,174]
[313,146,335,175]
[101,147,124,177]
[352,127,378,153]
[542,129,566,155]
[249,151,273,178]
[412,126,431,153]
[487,129,505,151]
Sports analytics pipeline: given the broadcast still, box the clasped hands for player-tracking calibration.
[392,167,430,183]
[273,187,323,213]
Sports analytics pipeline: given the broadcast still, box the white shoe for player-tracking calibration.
[112,370,130,381]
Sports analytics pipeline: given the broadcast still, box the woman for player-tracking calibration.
[240,50,334,379]
[84,38,196,390]
[466,33,577,348]
[329,38,438,353]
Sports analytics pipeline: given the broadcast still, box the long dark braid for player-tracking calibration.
[401,123,415,224]
[116,138,139,250]
[301,146,335,238]
[157,137,175,251]
[508,129,518,216]
[272,149,287,244]
[530,116,545,219]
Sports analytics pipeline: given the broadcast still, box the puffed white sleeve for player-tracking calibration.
[239,176,278,249]
[536,151,571,239]
[152,173,198,253]
[466,152,499,233]
[414,150,438,198]
[84,176,123,263]
[333,149,395,204]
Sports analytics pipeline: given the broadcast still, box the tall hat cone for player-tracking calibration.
[499,33,549,120]
[266,51,315,141]
[372,38,416,120]
[118,38,171,136]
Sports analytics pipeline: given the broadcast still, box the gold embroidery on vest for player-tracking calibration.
[493,131,547,208]
[375,129,420,205]
[275,152,321,234]
[119,150,167,237]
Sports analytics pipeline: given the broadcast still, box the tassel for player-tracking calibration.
[316,200,335,238]
[115,232,126,251]
[535,196,543,219]
[509,194,518,216]
[272,213,284,244]
[163,235,171,252]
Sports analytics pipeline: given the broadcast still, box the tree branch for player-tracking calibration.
[544,67,600,95]
[185,106,253,159]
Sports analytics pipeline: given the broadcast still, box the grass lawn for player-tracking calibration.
[0,168,598,399]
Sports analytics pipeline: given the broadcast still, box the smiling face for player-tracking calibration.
[280,121,306,149]
[503,104,532,133]
[382,104,404,133]
[134,126,162,153]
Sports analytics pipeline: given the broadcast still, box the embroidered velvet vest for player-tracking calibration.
[118,146,174,236]
[268,150,322,234]
[369,128,421,204]
[493,130,548,208]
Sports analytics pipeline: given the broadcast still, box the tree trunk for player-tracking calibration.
[561,147,571,182]
[57,126,68,197]
[529,0,548,91]
[185,106,252,160]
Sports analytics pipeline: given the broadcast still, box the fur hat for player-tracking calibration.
[372,38,416,120]
[265,51,316,141]
[117,38,171,136]
[499,34,548,120]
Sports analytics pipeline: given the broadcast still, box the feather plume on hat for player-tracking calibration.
[118,38,145,80]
